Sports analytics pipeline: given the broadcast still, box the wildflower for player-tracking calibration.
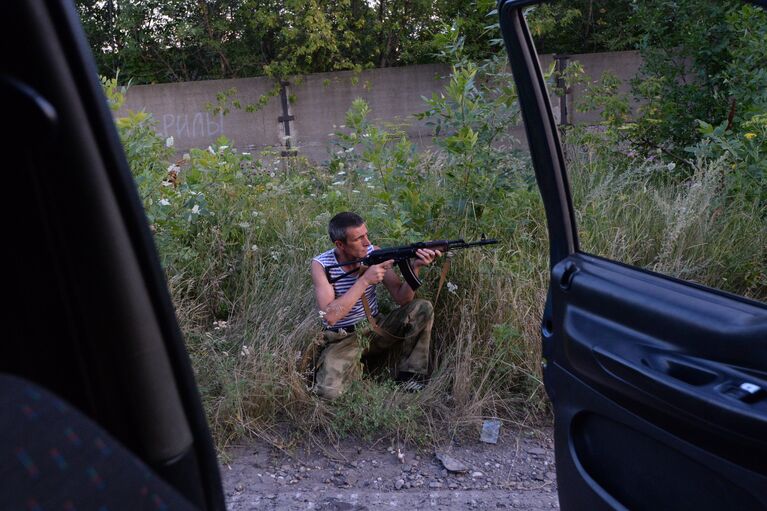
[167,163,180,174]
[667,162,676,171]
[352,190,360,193]
[332,181,345,186]
[270,251,280,261]
[242,152,251,156]
[251,245,259,252]
[191,205,200,214]
[165,136,174,147]
[219,145,229,152]
[240,345,251,357]
[159,198,170,206]
[447,282,458,295]
[745,132,757,140]
[238,222,250,229]
[213,320,228,330]
[345,147,354,153]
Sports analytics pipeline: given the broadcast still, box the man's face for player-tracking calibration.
[337,223,371,260]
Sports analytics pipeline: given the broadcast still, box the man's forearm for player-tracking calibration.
[322,278,371,326]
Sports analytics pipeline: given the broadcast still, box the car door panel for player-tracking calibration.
[498,1,767,509]
[3,1,225,508]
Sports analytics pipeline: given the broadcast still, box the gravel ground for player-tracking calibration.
[221,427,559,510]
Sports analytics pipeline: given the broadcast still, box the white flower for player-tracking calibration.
[241,152,251,156]
[251,245,259,252]
[667,162,676,171]
[332,181,345,186]
[167,164,180,174]
[159,198,171,206]
[165,136,174,147]
[270,251,280,260]
[345,147,355,153]
[352,190,360,193]
[318,310,327,318]
[238,222,251,229]
[251,211,261,216]
[447,282,458,295]
[337,171,346,175]
[213,320,228,330]
[240,345,252,357]
[182,153,191,160]
[191,205,200,214]
[218,145,229,153]
[161,181,172,187]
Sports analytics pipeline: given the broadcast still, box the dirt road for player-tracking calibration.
[221,428,559,510]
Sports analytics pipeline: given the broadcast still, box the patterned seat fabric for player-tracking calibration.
[0,373,197,510]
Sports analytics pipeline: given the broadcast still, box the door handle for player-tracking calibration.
[590,345,767,442]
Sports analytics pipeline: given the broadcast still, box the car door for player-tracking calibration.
[2,0,225,509]
[498,1,767,509]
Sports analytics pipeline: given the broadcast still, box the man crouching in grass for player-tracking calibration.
[310,211,441,399]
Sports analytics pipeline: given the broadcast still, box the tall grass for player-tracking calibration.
[116,93,765,453]
[165,148,554,449]
[567,129,767,301]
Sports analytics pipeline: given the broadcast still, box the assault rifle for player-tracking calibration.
[324,237,498,291]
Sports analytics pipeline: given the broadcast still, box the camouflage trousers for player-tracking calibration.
[314,299,434,400]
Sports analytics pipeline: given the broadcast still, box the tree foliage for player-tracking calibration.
[77,0,501,83]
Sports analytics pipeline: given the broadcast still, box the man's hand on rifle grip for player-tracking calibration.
[361,261,392,286]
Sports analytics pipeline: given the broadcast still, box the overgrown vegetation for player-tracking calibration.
[102,1,767,451]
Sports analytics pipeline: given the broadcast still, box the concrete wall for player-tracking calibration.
[118,52,644,161]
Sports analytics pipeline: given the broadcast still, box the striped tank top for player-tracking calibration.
[313,245,379,329]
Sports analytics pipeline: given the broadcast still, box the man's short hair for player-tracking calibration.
[328,212,365,243]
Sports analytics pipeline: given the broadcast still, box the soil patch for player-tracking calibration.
[221,427,559,510]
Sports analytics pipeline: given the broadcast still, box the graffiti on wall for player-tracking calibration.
[161,112,225,139]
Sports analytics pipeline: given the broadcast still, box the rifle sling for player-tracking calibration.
[357,256,452,342]
[358,266,408,342]
[433,253,452,305]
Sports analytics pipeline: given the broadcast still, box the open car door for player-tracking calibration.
[2,0,225,509]
[499,1,767,509]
